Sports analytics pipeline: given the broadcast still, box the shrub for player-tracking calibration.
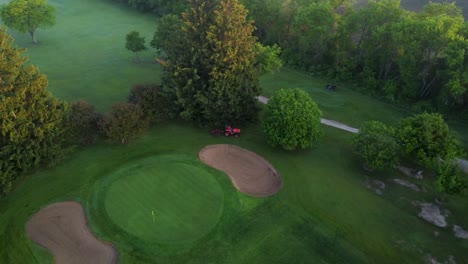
[128,83,174,123]
[66,100,100,145]
[100,102,149,144]
[433,160,467,194]
[353,121,400,170]
[263,88,323,150]
[396,112,461,165]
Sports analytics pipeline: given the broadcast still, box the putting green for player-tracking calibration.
[103,156,224,243]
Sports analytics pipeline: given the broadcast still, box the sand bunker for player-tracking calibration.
[199,144,282,197]
[26,202,118,264]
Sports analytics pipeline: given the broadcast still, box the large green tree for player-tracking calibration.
[285,1,338,68]
[0,26,67,195]
[263,88,323,150]
[157,0,269,126]
[0,0,56,44]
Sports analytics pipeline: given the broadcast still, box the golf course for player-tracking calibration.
[1,0,468,263]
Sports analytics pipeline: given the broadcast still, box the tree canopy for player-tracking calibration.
[126,31,147,61]
[396,112,461,165]
[157,0,272,125]
[263,88,323,150]
[0,0,56,44]
[0,26,67,195]
[100,102,149,144]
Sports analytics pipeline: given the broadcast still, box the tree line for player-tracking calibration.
[241,0,468,112]
[111,0,468,113]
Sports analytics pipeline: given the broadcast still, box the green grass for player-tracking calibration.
[260,68,468,154]
[1,0,468,263]
[99,155,224,243]
[0,0,161,111]
[2,123,468,263]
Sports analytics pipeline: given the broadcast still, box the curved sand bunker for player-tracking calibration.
[26,202,118,264]
[199,144,282,197]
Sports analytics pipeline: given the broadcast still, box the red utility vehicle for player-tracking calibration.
[224,125,241,138]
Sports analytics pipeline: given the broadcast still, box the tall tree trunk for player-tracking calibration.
[28,30,37,44]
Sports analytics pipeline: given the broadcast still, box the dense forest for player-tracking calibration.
[111,0,468,113]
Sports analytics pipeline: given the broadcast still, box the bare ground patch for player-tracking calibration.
[26,201,118,264]
[414,202,448,228]
[199,144,282,197]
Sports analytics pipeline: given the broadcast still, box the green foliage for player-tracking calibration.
[255,43,282,74]
[150,14,184,55]
[161,0,262,126]
[0,26,67,196]
[100,102,149,144]
[396,112,461,165]
[263,88,323,150]
[66,100,100,145]
[0,0,56,44]
[352,121,400,170]
[128,83,174,123]
[286,1,337,68]
[125,30,147,61]
[433,161,467,194]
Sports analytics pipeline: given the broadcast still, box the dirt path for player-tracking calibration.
[26,202,118,264]
[256,95,468,173]
[199,144,282,197]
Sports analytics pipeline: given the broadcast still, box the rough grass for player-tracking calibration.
[260,68,468,154]
[0,0,161,111]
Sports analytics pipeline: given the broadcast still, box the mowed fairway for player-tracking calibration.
[100,156,224,243]
[0,0,161,111]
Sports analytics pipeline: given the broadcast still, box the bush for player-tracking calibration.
[128,83,174,123]
[353,121,400,170]
[433,161,467,194]
[263,88,323,150]
[100,102,149,144]
[66,100,100,145]
[396,112,461,165]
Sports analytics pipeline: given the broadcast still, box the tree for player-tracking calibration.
[255,43,282,75]
[100,102,149,144]
[0,0,56,44]
[128,83,174,123]
[285,1,338,68]
[160,0,268,126]
[393,3,464,101]
[66,100,100,145]
[150,14,184,55]
[125,31,147,61]
[352,121,400,170]
[396,112,461,165]
[0,26,67,195]
[263,88,323,150]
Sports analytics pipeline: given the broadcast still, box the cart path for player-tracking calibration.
[256,95,468,173]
